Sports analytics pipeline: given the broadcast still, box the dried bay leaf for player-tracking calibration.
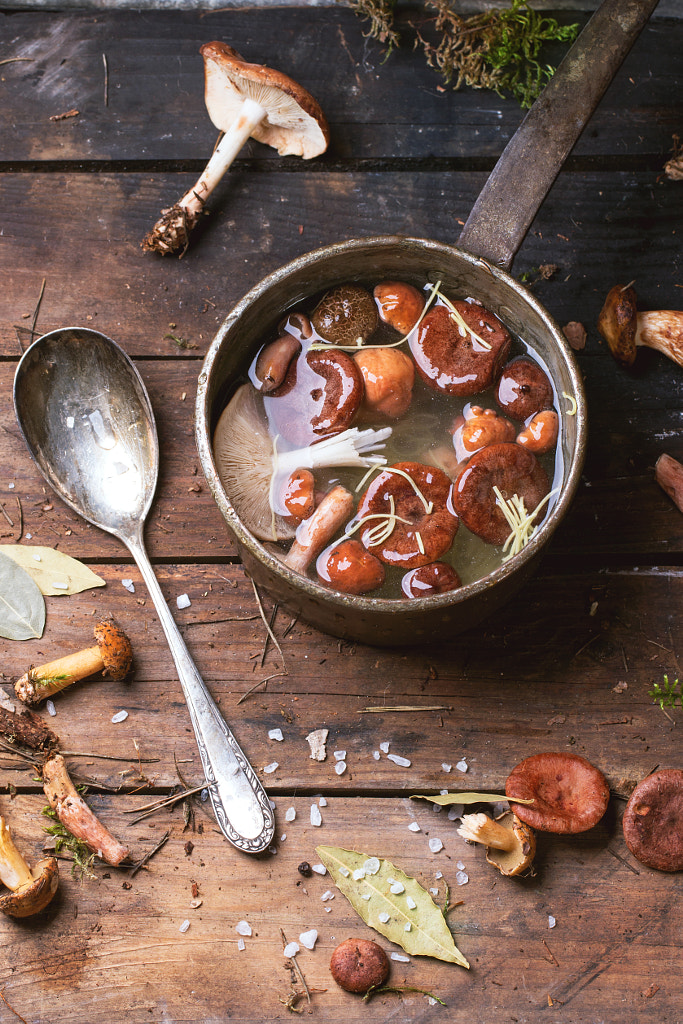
[0,545,105,596]
[411,792,534,806]
[316,845,469,968]
[0,551,46,640]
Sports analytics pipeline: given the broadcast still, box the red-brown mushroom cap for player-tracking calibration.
[506,752,610,834]
[0,857,59,919]
[264,349,363,446]
[452,443,550,546]
[93,620,133,680]
[330,937,390,993]
[495,357,554,421]
[410,301,511,397]
[401,561,461,598]
[200,42,329,159]
[622,768,683,872]
[317,539,385,595]
[356,462,458,568]
[597,284,638,367]
[312,284,378,346]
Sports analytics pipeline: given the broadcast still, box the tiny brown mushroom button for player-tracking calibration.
[330,937,390,994]
[0,817,59,918]
[622,768,683,872]
[506,752,610,834]
[312,284,378,347]
[15,619,132,706]
[495,357,554,422]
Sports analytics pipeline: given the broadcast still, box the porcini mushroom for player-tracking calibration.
[457,810,535,877]
[41,754,129,867]
[622,768,683,872]
[142,43,329,255]
[213,384,390,542]
[506,752,610,834]
[0,817,58,917]
[15,619,133,707]
[598,283,683,368]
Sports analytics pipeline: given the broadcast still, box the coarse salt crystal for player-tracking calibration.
[285,807,296,822]
[7,483,14,490]
[390,881,405,894]
[111,710,128,724]
[363,857,380,875]
[121,579,135,593]
[448,805,463,820]
[280,834,287,842]
[51,581,69,590]
[321,890,335,902]
[428,997,437,1005]
[310,804,322,826]
[237,938,245,951]
[404,922,412,932]
[306,729,328,761]
[263,762,279,774]
[176,593,191,609]
[352,867,366,881]
[236,921,252,936]
[378,912,390,924]
[408,822,420,832]
[373,751,380,760]
[406,896,417,910]
[442,763,452,772]
[456,759,468,773]
[45,700,57,717]
[299,929,318,950]
[334,761,347,775]
[456,861,465,871]
[66,416,75,428]
[25,533,32,540]
[311,863,326,875]
[548,915,556,929]
[387,754,411,767]
[268,728,284,741]
[325,906,332,912]
[435,871,443,879]
[33,553,41,561]
[338,866,350,877]
[456,870,469,886]
[319,796,328,808]
[361,892,371,901]
[283,942,299,958]
[428,838,443,853]
[379,741,390,753]
[391,953,410,963]
[179,920,190,933]
[430,887,438,896]
[333,750,346,760]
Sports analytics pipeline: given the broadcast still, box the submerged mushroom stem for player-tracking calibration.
[41,754,129,867]
[284,485,355,574]
[457,812,516,851]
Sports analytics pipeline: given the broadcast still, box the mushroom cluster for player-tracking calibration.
[212,278,563,598]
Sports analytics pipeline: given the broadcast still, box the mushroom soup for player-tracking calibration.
[212,279,569,600]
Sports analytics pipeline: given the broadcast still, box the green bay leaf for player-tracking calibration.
[316,845,469,968]
[0,551,46,640]
[411,791,534,806]
[0,545,106,596]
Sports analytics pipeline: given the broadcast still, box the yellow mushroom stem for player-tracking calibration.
[0,818,34,891]
[16,646,107,703]
[457,811,516,851]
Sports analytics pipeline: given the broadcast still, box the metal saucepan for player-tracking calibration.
[196,0,658,646]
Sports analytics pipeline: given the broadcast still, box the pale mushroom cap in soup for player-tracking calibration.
[200,42,330,159]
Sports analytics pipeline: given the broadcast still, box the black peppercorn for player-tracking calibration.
[297,861,312,877]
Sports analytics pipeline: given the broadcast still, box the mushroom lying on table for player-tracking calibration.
[505,752,610,834]
[622,768,683,872]
[598,283,683,368]
[142,42,329,255]
[0,816,58,918]
[15,619,132,706]
[457,810,536,876]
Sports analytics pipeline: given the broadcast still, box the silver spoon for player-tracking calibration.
[14,327,275,853]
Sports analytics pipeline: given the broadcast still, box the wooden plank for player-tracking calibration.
[0,9,678,162]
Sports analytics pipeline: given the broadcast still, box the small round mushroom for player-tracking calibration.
[598,283,683,368]
[506,752,610,834]
[356,462,458,568]
[317,538,385,595]
[516,409,559,454]
[401,561,461,598]
[410,300,511,397]
[622,768,683,872]
[0,817,58,918]
[495,357,554,421]
[281,469,315,522]
[374,281,425,335]
[330,937,390,994]
[312,284,378,347]
[15,619,133,706]
[142,43,329,255]
[457,810,536,877]
[452,443,550,546]
[451,404,516,462]
[353,347,415,419]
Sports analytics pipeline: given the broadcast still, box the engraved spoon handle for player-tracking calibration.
[126,529,274,853]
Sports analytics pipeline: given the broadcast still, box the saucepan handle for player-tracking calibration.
[457,0,660,270]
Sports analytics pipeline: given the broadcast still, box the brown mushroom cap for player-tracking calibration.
[0,857,59,918]
[506,752,610,834]
[330,937,390,993]
[317,539,385,595]
[597,284,638,366]
[265,349,364,446]
[401,561,461,598]
[312,285,379,347]
[495,357,554,421]
[622,768,683,872]
[94,620,132,680]
[200,42,329,159]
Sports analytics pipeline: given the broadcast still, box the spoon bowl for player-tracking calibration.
[14,327,274,853]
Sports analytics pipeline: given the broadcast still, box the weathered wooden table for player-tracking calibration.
[0,2,681,1021]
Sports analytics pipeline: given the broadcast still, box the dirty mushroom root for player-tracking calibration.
[0,817,58,918]
[622,768,683,872]
[330,938,390,994]
[15,619,132,706]
[142,43,329,255]
[506,752,610,834]
[453,443,550,546]
[598,283,683,368]
[356,461,458,568]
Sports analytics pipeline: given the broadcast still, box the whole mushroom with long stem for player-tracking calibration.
[0,816,59,918]
[142,43,329,256]
[598,283,683,368]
